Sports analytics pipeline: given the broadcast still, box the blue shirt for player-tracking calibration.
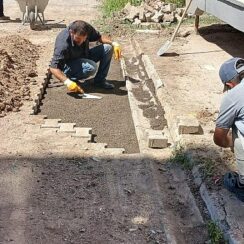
[50,21,101,70]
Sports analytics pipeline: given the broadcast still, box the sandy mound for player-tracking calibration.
[0,36,39,117]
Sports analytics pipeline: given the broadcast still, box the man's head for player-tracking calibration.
[69,20,89,46]
[219,57,244,92]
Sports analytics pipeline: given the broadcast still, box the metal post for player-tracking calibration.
[35,2,38,21]
[195,15,199,34]
[23,4,29,24]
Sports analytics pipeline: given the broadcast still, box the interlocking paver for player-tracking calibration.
[58,123,76,133]
[40,119,62,128]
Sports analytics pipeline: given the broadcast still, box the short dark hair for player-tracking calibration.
[69,20,90,36]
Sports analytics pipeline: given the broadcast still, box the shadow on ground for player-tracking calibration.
[199,24,244,57]
[78,78,127,96]
[0,144,236,243]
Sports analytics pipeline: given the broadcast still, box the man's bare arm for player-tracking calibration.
[49,67,68,82]
[213,127,233,148]
[98,35,112,45]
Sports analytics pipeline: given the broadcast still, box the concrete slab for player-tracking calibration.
[58,123,76,133]
[177,115,201,134]
[40,119,61,128]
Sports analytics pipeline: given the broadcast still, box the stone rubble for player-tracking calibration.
[120,0,187,26]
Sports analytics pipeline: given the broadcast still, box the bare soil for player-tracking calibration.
[0,36,39,117]
[0,156,208,244]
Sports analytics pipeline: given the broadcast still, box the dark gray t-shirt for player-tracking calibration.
[50,22,101,70]
[216,79,244,134]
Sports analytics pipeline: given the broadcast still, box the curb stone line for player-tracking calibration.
[193,165,242,244]
[129,38,175,146]
[121,42,172,154]
[29,72,50,115]
[121,56,157,153]
[121,57,150,153]
[130,38,178,145]
[130,38,203,144]
[132,38,163,90]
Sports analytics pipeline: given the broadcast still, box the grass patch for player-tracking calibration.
[207,221,227,244]
[165,0,185,7]
[201,158,216,178]
[170,144,194,170]
[102,0,143,17]
[92,16,137,36]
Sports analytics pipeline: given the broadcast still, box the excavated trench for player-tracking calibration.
[39,51,168,154]
[39,59,140,154]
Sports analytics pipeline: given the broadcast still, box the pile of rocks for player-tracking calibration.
[121,0,186,26]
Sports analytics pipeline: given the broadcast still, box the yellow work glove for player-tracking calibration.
[64,79,84,94]
[112,41,122,60]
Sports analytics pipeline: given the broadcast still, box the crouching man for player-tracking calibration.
[49,20,121,94]
[214,57,244,202]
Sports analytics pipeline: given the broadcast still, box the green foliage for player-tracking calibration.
[170,144,193,170]
[165,0,185,8]
[202,159,215,178]
[102,0,143,16]
[207,221,227,244]
[130,0,143,5]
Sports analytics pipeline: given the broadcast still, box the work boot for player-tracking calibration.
[94,81,114,89]
[0,15,10,20]
[223,171,244,202]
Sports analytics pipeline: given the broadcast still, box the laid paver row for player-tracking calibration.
[120,39,170,152]
[18,69,126,156]
[130,38,202,143]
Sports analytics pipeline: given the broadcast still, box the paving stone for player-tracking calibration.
[25,115,47,125]
[163,3,177,13]
[148,134,168,148]
[147,130,168,149]
[31,103,38,115]
[140,54,163,90]
[80,143,108,151]
[177,116,201,134]
[72,127,92,138]
[58,123,76,133]
[103,148,125,155]
[40,119,62,128]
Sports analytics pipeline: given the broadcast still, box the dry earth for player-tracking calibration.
[0,36,39,117]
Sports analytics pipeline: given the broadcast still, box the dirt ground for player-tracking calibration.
[1,0,244,243]
[0,155,210,244]
[0,36,39,117]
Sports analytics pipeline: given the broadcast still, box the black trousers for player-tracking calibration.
[0,0,3,16]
